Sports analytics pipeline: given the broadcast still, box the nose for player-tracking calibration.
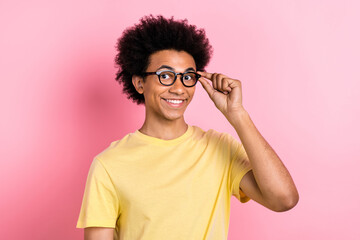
[168,76,185,95]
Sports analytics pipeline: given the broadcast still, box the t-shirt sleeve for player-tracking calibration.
[76,158,120,228]
[226,134,252,203]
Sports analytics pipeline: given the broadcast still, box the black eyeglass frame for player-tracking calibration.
[142,70,201,87]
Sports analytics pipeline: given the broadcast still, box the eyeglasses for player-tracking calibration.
[142,70,201,87]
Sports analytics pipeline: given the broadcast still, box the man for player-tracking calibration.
[76,15,299,240]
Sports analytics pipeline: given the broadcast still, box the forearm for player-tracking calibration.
[227,109,299,209]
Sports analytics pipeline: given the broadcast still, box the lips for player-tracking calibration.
[162,98,186,108]
[164,99,184,104]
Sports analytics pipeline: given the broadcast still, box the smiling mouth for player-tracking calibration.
[164,99,185,104]
[162,98,186,108]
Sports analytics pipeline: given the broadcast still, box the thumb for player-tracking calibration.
[198,77,215,98]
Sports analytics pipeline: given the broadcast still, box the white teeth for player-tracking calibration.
[165,99,184,104]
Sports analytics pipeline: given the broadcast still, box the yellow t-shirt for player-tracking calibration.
[76,125,252,240]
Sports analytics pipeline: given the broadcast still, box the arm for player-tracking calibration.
[232,110,299,212]
[84,227,114,240]
[198,71,299,212]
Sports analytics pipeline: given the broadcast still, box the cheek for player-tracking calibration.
[145,86,166,102]
[188,88,196,99]
[143,84,156,99]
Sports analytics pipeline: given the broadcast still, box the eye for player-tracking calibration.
[184,75,192,81]
[158,71,175,80]
[159,73,171,79]
[183,73,195,81]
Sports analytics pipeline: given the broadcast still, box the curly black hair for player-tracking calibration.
[115,15,213,105]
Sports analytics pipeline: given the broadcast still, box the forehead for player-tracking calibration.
[147,49,196,71]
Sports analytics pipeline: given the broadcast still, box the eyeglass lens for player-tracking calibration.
[158,71,197,86]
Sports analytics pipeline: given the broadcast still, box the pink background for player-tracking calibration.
[1,0,359,239]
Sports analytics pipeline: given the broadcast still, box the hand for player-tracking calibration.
[198,71,246,120]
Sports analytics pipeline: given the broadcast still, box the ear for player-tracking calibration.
[132,75,144,94]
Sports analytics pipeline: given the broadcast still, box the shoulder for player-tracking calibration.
[191,125,233,144]
[94,132,134,164]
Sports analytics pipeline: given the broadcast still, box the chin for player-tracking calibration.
[163,112,185,121]
[159,102,188,121]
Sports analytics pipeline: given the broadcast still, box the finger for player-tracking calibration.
[199,72,231,93]
[216,74,222,91]
[197,71,213,80]
[212,73,218,90]
[198,77,216,98]
[221,78,228,93]
[222,78,232,92]
[215,73,229,93]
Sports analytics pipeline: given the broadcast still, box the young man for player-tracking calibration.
[76,15,299,240]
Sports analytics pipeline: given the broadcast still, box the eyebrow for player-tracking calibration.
[156,65,196,72]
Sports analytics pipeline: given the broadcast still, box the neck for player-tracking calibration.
[139,117,188,140]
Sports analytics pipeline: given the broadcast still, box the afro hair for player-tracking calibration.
[115,15,213,104]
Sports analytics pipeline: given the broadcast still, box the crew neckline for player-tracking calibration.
[133,125,194,146]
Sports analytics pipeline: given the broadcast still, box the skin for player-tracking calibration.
[198,72,299,212]
[132,49,197,140]
[84,227,113,240]
[84,49,299,239]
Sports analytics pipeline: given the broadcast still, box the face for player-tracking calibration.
[133,49,197,123]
